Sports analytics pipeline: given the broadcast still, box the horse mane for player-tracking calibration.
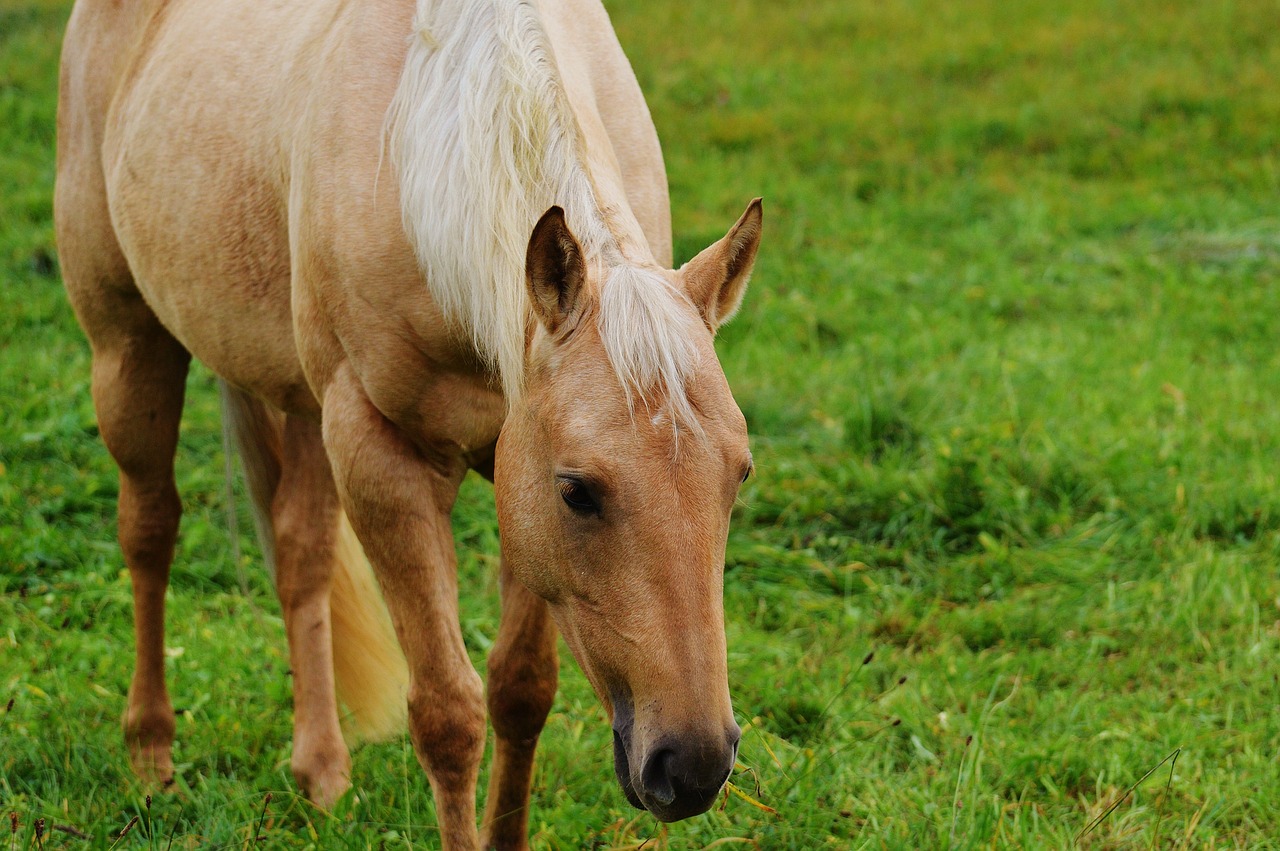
[387,0,698,422]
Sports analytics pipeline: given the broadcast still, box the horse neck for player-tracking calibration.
[391,0,663,400]
[570,134,655,269]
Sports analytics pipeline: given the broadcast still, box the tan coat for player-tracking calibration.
[57,0,761,846]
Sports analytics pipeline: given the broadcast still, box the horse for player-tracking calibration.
[55,0,762,846]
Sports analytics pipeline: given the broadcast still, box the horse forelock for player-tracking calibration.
[598,265,703,438]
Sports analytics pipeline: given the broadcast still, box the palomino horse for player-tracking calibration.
[56,0,761,846]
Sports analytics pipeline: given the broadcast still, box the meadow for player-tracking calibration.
[3,0,1280,847]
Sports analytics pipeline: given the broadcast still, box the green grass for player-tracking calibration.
[3,0,1280,847]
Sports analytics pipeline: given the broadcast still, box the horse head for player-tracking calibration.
[495,200,762,821]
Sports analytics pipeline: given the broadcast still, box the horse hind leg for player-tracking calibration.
[223,384,408,811]
[57,56,193,783]
[221,396,371,803]
[223,388,354,806]
[269,414,354,807]
[88,312,191,784]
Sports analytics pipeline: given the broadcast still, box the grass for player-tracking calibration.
[3,0,1280,847]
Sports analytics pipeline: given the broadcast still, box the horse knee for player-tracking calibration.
[487,653,557,744]
[117,480,181,571]
[407,674,487,783]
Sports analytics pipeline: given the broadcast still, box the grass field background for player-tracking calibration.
[3,0,1280,847]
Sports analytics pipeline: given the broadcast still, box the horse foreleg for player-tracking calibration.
[271,415,352,808]
[480,563,558,850]
[90,323,190,785]
[322,369,485,851]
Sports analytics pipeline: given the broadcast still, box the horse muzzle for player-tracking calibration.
[612,707,741,822]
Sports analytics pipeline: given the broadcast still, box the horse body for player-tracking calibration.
[57,0,760,846]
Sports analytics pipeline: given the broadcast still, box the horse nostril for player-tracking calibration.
[719,752,735,788]
[639,748,677,807]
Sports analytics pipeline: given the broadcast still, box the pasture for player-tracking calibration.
[3,0,1280,846]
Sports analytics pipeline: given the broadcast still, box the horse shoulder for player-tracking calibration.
[289,4,505,452]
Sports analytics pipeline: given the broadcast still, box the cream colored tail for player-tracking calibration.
[327,511,409,740]
[220,381,408,743]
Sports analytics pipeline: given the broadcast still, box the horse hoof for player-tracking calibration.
[128,743,175,787]
[306,773,352,810]
[294,760,352,810]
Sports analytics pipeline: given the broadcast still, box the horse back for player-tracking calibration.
[60,0,402,415]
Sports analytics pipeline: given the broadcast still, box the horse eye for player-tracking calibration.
[741,464,754,484]
[558,477,599,515]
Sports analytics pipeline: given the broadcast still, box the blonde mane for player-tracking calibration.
[387,0,697,419]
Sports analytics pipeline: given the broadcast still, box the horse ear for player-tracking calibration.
[526,206,586,336]
[681,198,763,331]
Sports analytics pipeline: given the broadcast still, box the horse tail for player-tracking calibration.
[219,381,408,743]
[326,510,409,741]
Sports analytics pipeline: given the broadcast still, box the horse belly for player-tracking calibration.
[101,1,322,414]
